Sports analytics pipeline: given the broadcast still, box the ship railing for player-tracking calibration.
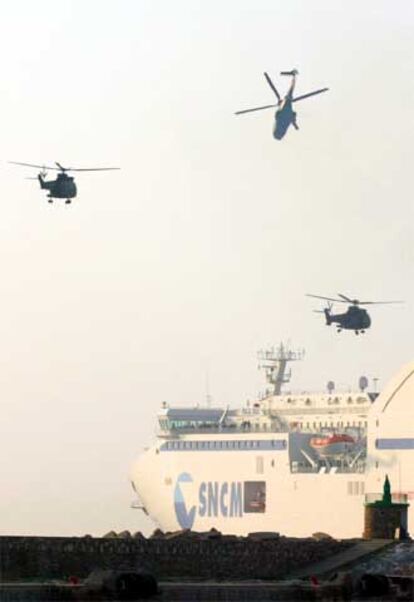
[364,492,408,504]
[157,423,282,436]
[290,463,366,474]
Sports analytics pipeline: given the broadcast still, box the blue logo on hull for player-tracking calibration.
[174,472,196,529]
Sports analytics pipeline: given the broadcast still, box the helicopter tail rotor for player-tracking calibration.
[263,72,281,102]
[324,305,333,325]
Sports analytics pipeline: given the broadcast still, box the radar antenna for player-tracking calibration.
[258,343,304,396]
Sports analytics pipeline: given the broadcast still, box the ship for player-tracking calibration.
[130,345,414,539]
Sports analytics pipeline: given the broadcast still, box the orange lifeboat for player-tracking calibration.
[310,433,355,457]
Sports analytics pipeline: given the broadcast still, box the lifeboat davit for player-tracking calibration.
[310,433,355,457]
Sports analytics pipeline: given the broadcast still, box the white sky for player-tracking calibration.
[0,0,413,536]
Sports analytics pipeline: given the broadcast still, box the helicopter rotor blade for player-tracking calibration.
[67,167,120,172]
[263,72,281,101]
[235,103,279,116]
[292,88,329,103]
[338,293,354,303]
[9,161,59,171]
[337,293,404,305]
[306,293,347,304]
[358,300,404,305]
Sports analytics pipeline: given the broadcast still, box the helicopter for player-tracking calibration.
[235,69,329,140]
[9,161,120,204]
[306,293,403,335]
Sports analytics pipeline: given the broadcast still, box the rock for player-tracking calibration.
[103,530,118,539]
[206,528,222,539]
[312,532,334,541]
[149,528,165,539]
[133,531,146,540]
[248,531,280,541]
[164,529,195,540]
[220,535,239,542]
[84,569,158,599]
[118,530,132,538]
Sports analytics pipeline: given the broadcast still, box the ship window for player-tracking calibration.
[256,456,264,474]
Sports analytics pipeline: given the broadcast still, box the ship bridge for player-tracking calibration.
[156,406,281,436]
[158,408,224,432]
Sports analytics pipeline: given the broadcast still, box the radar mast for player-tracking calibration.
[258,343,304,396]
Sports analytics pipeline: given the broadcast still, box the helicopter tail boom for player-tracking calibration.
[280,69,299,76]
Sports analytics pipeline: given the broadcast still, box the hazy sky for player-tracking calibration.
[0,0,413,536]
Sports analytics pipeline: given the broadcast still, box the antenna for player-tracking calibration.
[258,342,304,396]
[205,369,212,408]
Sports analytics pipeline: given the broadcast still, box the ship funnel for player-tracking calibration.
[359,376,369,392]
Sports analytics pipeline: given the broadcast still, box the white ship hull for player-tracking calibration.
[131,361,414,538]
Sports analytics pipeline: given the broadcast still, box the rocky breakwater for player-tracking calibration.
[0,529,352,582]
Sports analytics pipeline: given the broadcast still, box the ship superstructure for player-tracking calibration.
[131,347,414,538]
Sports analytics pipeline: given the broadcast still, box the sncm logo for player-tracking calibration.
[173,472,266,530]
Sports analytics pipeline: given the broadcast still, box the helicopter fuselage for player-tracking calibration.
[38,173,77,200]
[273,99,297,140]
[324,306,371,333]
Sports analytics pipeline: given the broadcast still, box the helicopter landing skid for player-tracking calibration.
[65,199,72,204]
